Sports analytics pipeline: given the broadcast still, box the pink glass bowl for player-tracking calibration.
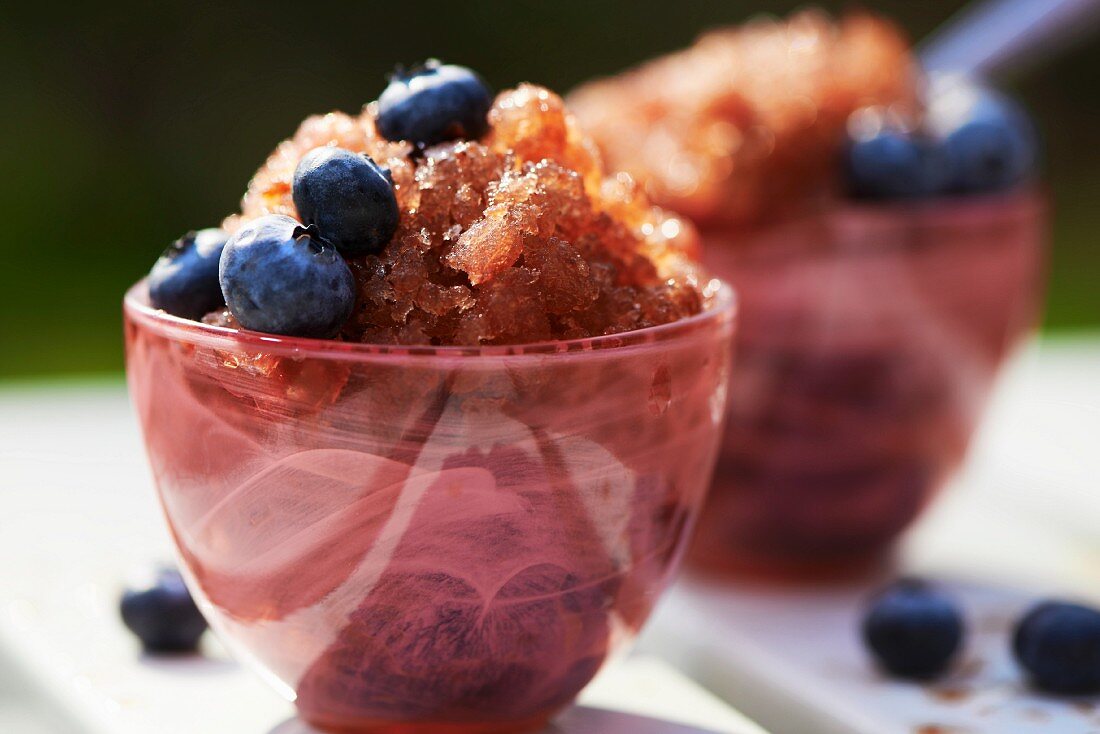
[691,190,1046,579]
[123,282,735,734]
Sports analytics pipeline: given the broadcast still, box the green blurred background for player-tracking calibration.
[2,1,1096,378]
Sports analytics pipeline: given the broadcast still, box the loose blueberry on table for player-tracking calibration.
[1013,600,1100,695]
[861,578,965,680]
[120,568,208,654]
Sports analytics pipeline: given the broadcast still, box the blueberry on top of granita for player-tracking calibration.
[219,215,356,339]
[291,146,399,257]
[148,228,229,320]
[376,61,494,146]
[844,108,949,200]
[924,76,1038,196]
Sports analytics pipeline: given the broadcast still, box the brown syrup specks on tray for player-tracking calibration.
[953,657,986,679]
[927,685,972,704]
[1022,707,1051,723]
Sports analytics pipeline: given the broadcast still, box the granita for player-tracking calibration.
[568,11,918,226]
[148,65,705,345]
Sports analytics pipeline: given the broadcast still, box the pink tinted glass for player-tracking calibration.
[124,283,735,734]
[691,190,1046,579]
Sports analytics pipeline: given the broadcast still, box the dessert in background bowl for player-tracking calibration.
[570,12,1047,578]
[125,62,735,734]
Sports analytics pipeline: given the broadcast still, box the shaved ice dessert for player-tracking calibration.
[571,11,1045,578]
[569,11,918,227]
[196,71,704,346]
[125,61,735,733]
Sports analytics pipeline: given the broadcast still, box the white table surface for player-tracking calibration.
[2,334,1098,734]
[0,380,764,734]
[636,335,1100,734]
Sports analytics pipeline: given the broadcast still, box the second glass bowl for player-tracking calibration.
[691,191,1046,578]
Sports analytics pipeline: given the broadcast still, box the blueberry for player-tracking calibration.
[1013,600,1100,694]
[926,77,1038,194]
[376,60,493,146]
[120,567,207,654]
[844,111,948,200]
[861,579,964,679]
[292,147,398,257]
[219,214,356,339]
[147,228,229,320]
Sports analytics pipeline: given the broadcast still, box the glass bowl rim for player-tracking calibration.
[697,187,1047,263]
[124,278,737,361]
[696,186,1046,234]
[828,185,1046,222]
